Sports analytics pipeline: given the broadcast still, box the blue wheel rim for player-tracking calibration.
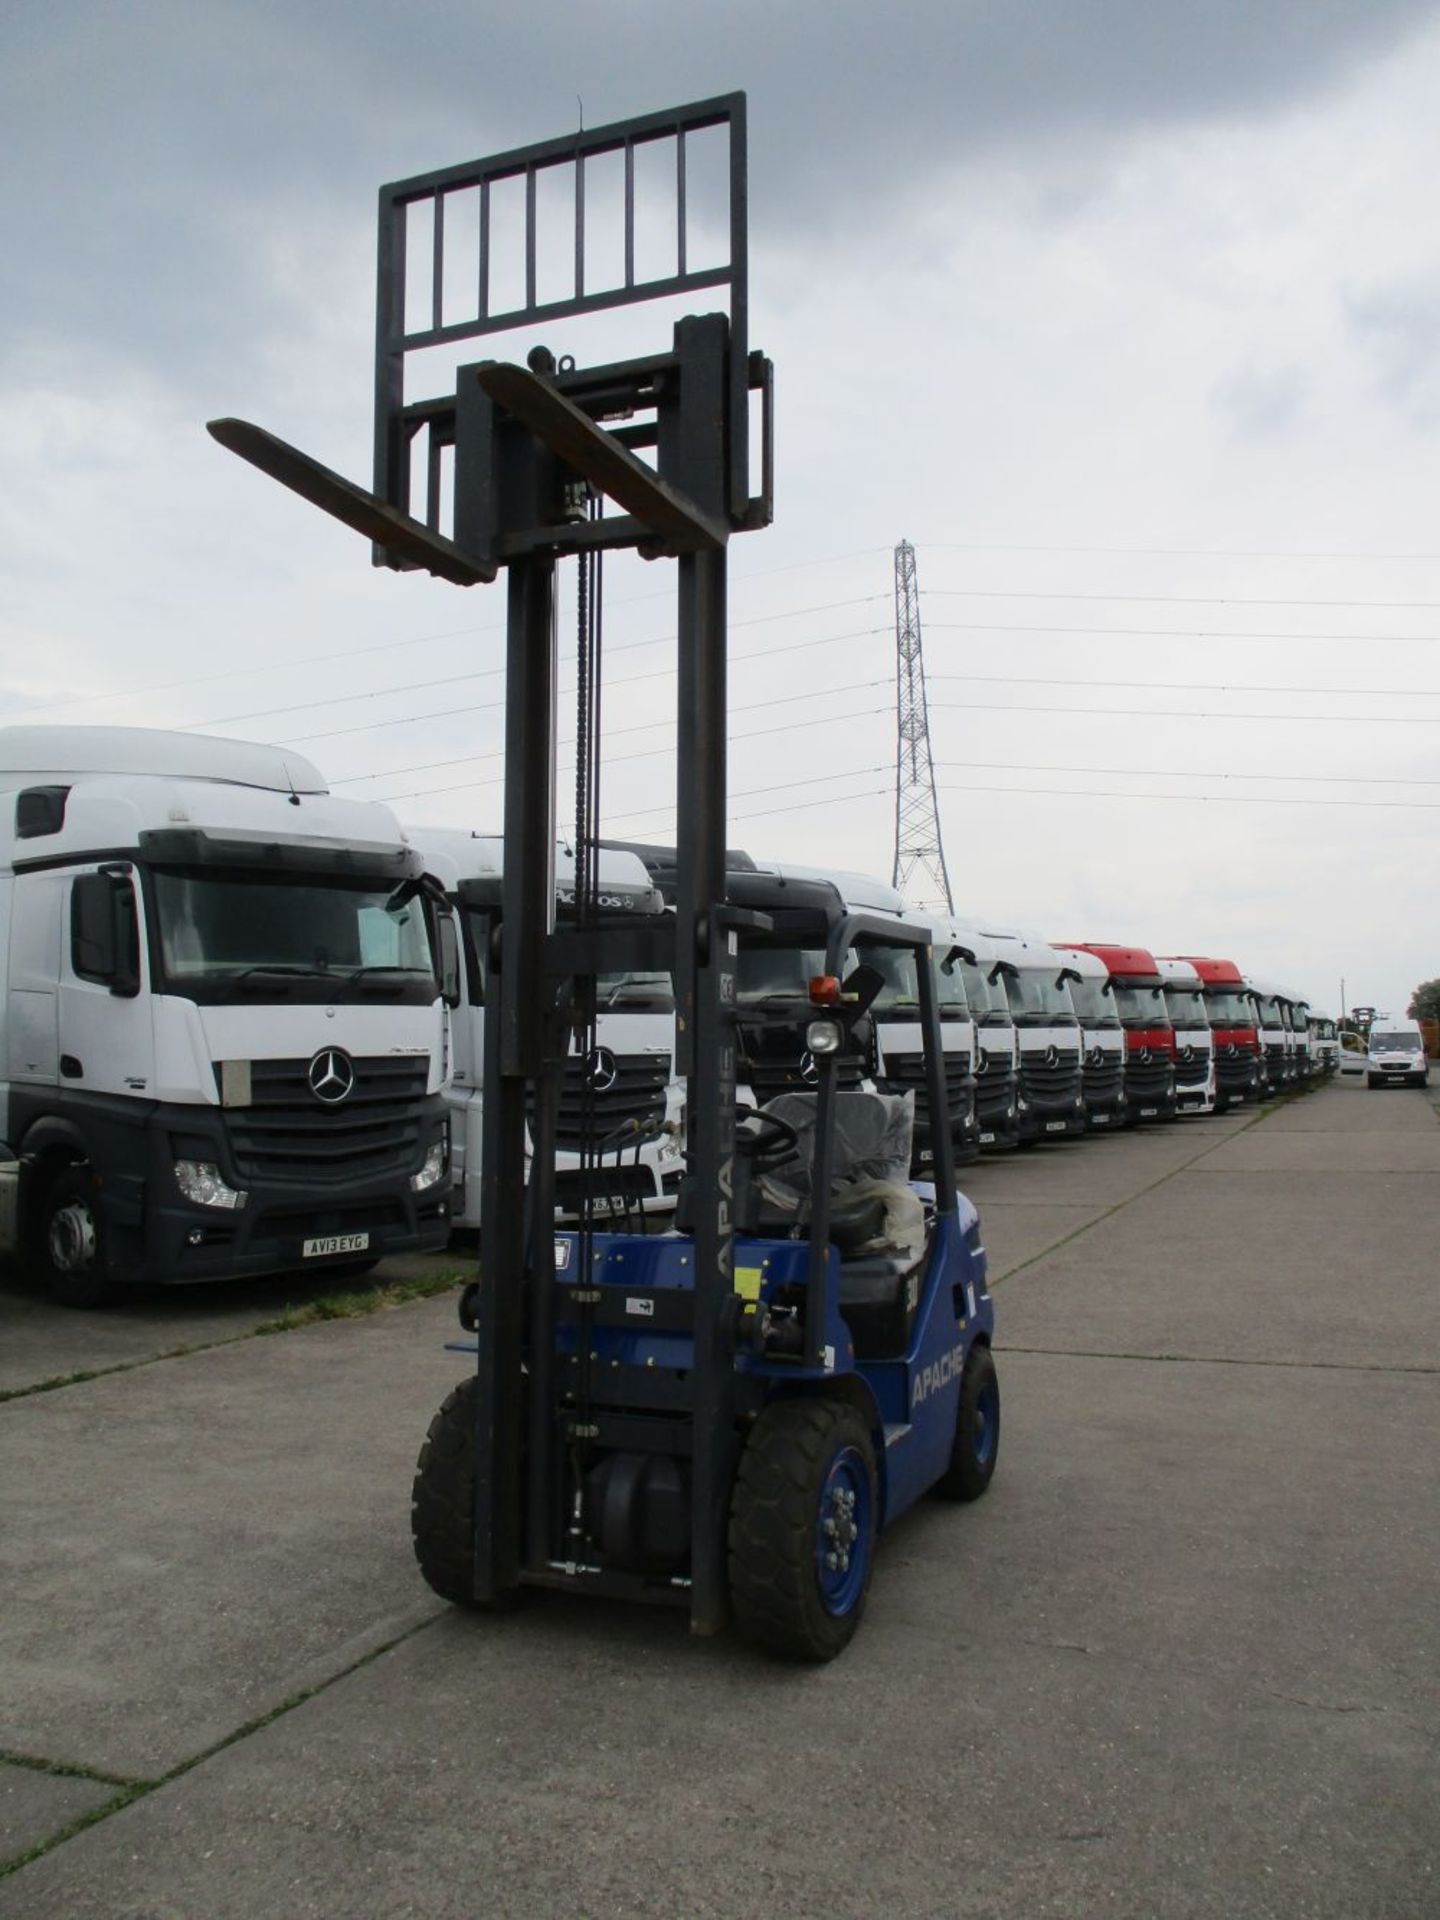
[972,1375,999,1468]
[815,1444,873,1616]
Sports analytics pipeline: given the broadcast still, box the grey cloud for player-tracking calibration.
[1344,281,1440,422]
[1212,361,1308,438]
[4,0,1437,386]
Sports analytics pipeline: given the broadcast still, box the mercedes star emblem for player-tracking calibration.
[1044,1043,1059,1069]
[308,1048,355,1104]
[584,1046,618,1094]
[799,1050,820,1085]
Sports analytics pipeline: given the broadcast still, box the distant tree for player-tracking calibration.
[1408,978,1440,1021]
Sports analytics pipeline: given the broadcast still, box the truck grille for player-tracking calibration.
[1082,1054,1124,1102]
[878,1049,972,1128]
[1124,1055,1173,1100]
[743,1061,866,1101]
[1216,1051,1257,1092]
[224,1056,431,1185]
[1173,1042,1213,1085]
[973,1049,1015,1117]
[545,1051,670,1151]
[1019,1047,1082,1108]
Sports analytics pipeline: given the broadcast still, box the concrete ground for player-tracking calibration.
[1,1077,1436,1917]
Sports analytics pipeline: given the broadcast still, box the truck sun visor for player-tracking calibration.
[138,826,424,881]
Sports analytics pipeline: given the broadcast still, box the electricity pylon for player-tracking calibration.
[891,538,953,913]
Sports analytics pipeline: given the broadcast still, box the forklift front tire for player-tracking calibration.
[411,1377,524,1612]
[933,1344,1000,1503]
[729,1397,877,1662]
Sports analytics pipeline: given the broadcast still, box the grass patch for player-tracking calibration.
[253,1269,466,1335]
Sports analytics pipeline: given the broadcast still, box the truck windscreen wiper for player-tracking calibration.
[223,965,329,995]
[341,965,422,994]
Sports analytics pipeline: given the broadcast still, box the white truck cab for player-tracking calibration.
[407,828,684,1227]
[0,727,455,1304]
[1309,1013,1340,1076]
[1366,1017,1430,1089]
[940,925,1022,1151]
[1049,942,1127,1129]
[1245,976,1294,1097]
[1156,957,1216,1115]
[973,929,1086,1142]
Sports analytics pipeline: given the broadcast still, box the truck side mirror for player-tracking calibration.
[437,912,462,1009]
[72,870,140,997]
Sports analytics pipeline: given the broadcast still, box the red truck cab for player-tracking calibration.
[1059,944,1178,1124]
[1174,955,1262,1111]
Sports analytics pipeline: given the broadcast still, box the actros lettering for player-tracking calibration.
[911,1341,966,1411]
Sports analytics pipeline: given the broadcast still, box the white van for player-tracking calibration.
[1366,1017,1431,1089]
[407,828,683,1227]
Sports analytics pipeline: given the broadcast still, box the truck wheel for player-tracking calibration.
[1366,1074,1378,1089]
[729,1397,877,1662]
[411,1376,525,1611]
[36,1167,114,1309]
[933,1344,1000,1503]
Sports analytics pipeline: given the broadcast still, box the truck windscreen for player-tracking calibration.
[1004,970,1077,1024]
[1205,988,1253,1024]
[151,869,437,1005]
[1113,983,1171,1028]
[1163,989,1209,1028]
[1371,1032,1422,1053]
[1068,976,1119,1025]
[596,971,675,1012]
[736,946,828,1006]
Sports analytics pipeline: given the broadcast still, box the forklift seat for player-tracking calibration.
[755,1091,926,1265]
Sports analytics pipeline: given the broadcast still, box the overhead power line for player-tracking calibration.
[928,700,1438,726]
[924,589,1440,612]
[937,782,1440,812]
[923,541,1440,563]
[926,620,1440,647]
[933,758,1440,790]
[928,673,1440,700]
[3,591,884,730]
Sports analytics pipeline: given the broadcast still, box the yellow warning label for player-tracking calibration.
[734,1266,762,1301]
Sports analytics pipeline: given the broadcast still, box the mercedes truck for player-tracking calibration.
[1174,956,1262,1111]
[1050,942,1127,1130]
[406,827,684,1227]
[1156,956,1216,1115]
[0,727,455,1306]
[1061,944,1177,1124]
[976,929,1086,1142]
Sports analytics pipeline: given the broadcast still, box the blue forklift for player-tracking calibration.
[209,93,999,1658]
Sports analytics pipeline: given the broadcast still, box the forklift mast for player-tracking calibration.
[209,95,776,1629]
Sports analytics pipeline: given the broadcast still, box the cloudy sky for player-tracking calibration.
[5,1,1440,1017]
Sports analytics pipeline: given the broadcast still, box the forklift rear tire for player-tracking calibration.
[36,1166,116,1310]
[729,1398,877,1662]
[411,1376,523,1612]
[932,1344,1000,1503]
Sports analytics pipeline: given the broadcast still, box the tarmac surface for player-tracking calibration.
[1,1077,1436,1917]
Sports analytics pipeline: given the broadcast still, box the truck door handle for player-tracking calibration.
[60,1055,83,1079]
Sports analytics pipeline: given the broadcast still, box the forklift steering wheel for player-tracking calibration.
[735,1105,802,1175]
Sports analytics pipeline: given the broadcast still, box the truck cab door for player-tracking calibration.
[58,866,156,1099]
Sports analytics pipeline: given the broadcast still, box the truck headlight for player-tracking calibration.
[174,1160,248,1210]
[410,1141,447,1193]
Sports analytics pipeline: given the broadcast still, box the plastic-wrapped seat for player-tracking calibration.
[755,1091,928,1356]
